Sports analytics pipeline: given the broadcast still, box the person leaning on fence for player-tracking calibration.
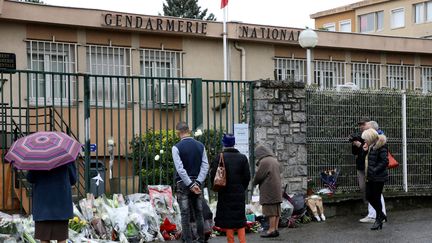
[351,117,373,222]
[172,122,209,243]
[361,128,389,230]
[27,163,77,243]
[253,145,282,238]
[210,134,251,243]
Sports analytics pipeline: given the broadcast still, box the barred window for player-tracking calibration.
[421,67,432,92]
[86,45,132,107]
[387,65,415,90]
[314,60,346,89]
[140,49,186,105]
[27,40,77,105]
[274,58,306,82]
[352,62,381,90]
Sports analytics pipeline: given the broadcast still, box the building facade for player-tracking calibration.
[312,0,432,38]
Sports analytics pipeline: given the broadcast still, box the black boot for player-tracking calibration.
[371,213,383,230]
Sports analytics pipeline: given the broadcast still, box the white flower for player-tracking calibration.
[194,129,203,137]
[160,150,164,154]
[154,155,160,161]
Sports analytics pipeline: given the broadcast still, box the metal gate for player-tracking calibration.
[0,70,255,213]
[306,89,432,193]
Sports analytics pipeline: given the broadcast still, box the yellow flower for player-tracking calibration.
[73,217,79,223]
[80,220,87,225]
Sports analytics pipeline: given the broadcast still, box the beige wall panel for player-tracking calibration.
[86,30,132,46]
[420,55,432,66]
[274,45,306,59]
[26,24,78,42]
[314,48,346,61]
[0,22,27,69]
[140,34,183,50]
[351,51,381,63]
[315,11,355,32]
[386,53,415,65]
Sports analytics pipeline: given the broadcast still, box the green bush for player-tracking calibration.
[130,128,224,188]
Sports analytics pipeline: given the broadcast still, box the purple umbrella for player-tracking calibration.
[4,131,81,170]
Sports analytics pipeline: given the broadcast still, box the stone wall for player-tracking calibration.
[252,80,307,193]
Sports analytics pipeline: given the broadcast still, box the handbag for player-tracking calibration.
[387,151,399,169]
[212,153,226,192]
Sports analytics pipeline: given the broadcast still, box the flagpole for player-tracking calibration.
[223,5,228,80]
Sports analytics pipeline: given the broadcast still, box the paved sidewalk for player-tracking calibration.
[207,208,432,243]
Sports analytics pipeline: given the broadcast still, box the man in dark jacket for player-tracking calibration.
[172,122,209,243]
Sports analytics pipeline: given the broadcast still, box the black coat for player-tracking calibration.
[210,148,251,229]
[352,143,366,171]
[366,145,389,182]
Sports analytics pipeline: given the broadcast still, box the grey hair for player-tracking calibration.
[175,121,189,132]
[367,121,380,131]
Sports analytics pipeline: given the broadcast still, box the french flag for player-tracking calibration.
[221,0,229,9]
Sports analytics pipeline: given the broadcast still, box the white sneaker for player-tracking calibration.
[315,215,321,222]
[359,216,375,223]
[320,214,326,221]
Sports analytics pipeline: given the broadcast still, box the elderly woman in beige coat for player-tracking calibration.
[253,145,282,238]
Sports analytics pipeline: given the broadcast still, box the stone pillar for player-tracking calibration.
[252,80,307,193]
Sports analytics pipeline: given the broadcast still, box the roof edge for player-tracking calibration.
[311,0,391,19]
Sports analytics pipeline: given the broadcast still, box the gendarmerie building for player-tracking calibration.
[1,0,432,210]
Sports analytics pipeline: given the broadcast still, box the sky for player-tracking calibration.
[42,0,360,28]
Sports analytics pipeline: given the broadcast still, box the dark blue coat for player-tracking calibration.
[27,162,77,221]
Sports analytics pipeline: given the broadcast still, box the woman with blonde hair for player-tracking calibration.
[361,128,389,230]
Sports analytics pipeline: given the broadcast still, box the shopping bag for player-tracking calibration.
[212,153,226,192]
[388,151,399,169]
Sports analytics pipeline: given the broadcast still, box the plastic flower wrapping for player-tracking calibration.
[0,185,184,242]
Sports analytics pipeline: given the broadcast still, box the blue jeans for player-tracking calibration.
[176,182,204,243]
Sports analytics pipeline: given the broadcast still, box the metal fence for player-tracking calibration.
[306,89,432,193]
[0,70,255,213]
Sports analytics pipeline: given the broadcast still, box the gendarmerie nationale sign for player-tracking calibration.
[239,26,300,42]
[0,52,16,72]
[101,13,300,43]
[103,13,208,35]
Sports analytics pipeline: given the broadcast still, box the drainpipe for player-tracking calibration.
[234,42,246,81]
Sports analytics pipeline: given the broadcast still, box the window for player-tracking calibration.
[387,65,414,90]
[86,45,132,107]
[352,63,381,90]
[274,58,306,82]
[359,11,383,33]
[323,23,336,31]
[391,8,405,29]
[421,67,432,92]
[339,20,352,32]
[377,11,384,30]
[140,49,185,105]
[415,3,425,23]
[314,61,346,89]
[27,40,77,105]
[414,1,432,23]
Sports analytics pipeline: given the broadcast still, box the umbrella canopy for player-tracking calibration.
[4,131,82,170]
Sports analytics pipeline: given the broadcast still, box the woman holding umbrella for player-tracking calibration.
[5,131,81,242]
[27,163,77,242]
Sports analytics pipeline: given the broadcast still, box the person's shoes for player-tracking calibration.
[359,216,375,223]
[314,215,321,222]
[382,214,388,223]
[260,231,279,238]
[370,217,383,230]
[320,214,326,221]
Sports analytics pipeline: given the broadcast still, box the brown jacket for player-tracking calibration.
[252,145,282,205]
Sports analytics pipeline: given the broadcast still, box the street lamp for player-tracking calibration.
[299,28,318,86]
